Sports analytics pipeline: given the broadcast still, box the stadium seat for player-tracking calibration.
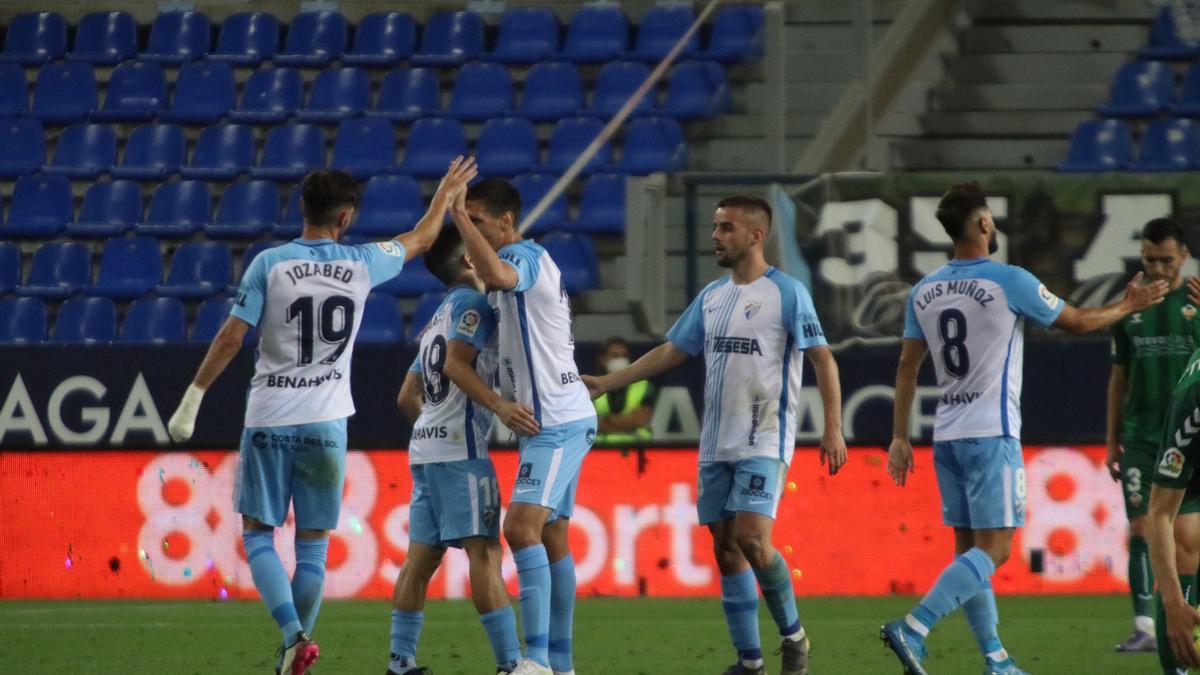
[0,297,47,343]
[704,4,765,63]
[206,179,280,239]
[1057,119,1134,172]
[354,174,424,237]
[159,61,236,124]
[628,5,700,62]
[210,12,280,66]
[330,117,397,179]
[543,117,612,175]
[229,67,304,124]
[46,123,116,179]
[68,180,143,238]
[1,174,71,238]
[66,11,137,65]
[561,5,628,63]
[445,62,513,121]
[111,123,187,180]
[376,257,443,297]
[1098,61,1173,118]
[587,61,654,118]
[0,118,45,177]
[518,61,583,121]
[52,296,117,344]
[138,180,212,238]
[0,12,68,65]
[251,123,326,180]
[297,67,371,123]
[92,61,168,122]
[408,291,446,338]
[190,295,235,343]
[275,185,303,238]
[486,7,559,64]
[571,173,625,235]
[0,63,29,116]
[370,67,440,121]
[181,123,256,180]
[617,117,688,175]
[27,62,98,124]
[513,173,569,236]
[16,242,90,299]
[1131,118,1199,171]
[358,293,405,342]
[1170,62,1200,117]
[1140,7,1200,61]
[343,11,416,66]
[120,296,187,344]
[659,61,731,120]
[275,10,348,66]
[540,231,599,294]
[87,237,161,300]
[0,242,18,294]
[411,11,484,67]
[477,117,539,176]
[400,118,467,178]
[141,10,211,64]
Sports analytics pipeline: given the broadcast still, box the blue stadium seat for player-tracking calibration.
[486,7,559,64]
[628,5,699,62]
[181,123,256,180]
[251,123,326,180]
[92,61,167,122]
[138,180,212,237]
[190,295,235,343]
[0,63,29,116]
[617,117,688,175]
[477,117,539,176]
[46,123,116,178]
[1057,119,1134,172]
[1140,8,1200,61]
[141,10,211,64]
[543,117,612,175]
[408,291,446,338]
[0,118,45,177]
[411,11,484,67]
[112,123,187,180]
[561,5,628,63]
[87,237,161,300]
[359,292,405,342]
[571,173,625,235]
[160,61,236,124]
[660,61,731,120]
[0,297,47,343]
[53,296,117,343]
[27,62,98,124]
[160,242,231,300]
[354,174,424,237]
[704,5,765,63]
[444,62,513,121]
[1131,118,1199,171]
[376,257,443,297]
[518,61,583,121]
[1170,62,1200,117]
[67,11,137,65]
[16,242,90,299]
[275,184,303,238]
[540,232,599,294]
[297,67,371,123]
[400,118,467,178]
[210,12,280,66]
[513,173,569,236]
[0,12,68,66]
[587,61,654,118]
[343,12,416,66]
[0,242,18,294]
[369,67,440,121]
[1098,61,1173,118]
[1,174,71,238]
[229,67,304,124]
[68,180,142,238]
[331,117,397,179]
[207,179,280,239]
[275,10,348,67]
[120,297,187,344]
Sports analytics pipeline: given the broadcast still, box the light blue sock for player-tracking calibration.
[721,569,763,664]
[480,606,522,672]
[389,609,423,671]
[754,551,801,637]
[242,530,303,643]
[514,545,551,668]
[548,555,576,673]
[963,582,1004,656]
[911,547,996,633]
[291,538,328,636]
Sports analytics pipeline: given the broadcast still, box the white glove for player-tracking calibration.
[168,384,206,443]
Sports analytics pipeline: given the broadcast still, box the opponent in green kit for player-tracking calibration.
[1108,218,1200,653]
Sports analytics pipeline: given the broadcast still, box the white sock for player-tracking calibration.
[985,648,1009,662]
[905,613,930,637]
[741,657,765,668]
[1135,615,1155,634]
[784,625,806,642]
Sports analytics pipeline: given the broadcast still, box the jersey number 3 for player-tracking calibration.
[938,308,970,379]
[286,295,356,366]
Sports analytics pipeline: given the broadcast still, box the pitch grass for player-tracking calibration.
[0,595,1157,674]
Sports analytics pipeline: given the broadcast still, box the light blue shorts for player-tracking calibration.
[234,418,347,530]
[933,436,1026,529]
[510,416,597,520]
[409,459,502,548]
[697,456,787,525]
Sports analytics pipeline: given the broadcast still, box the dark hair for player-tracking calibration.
[425,225,467,285]
[300,170,362,226]
[466,178,521,220]
[717,195,772,228]
[1142,217,1185,245]
[935,182,989,242]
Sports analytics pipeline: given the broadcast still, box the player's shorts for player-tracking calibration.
[409,458,502,548]
[933,435,1025,529]
[696,456,787,526]
[510,416,597,520]
[233,418,347,530]
[1120,439,1158,519]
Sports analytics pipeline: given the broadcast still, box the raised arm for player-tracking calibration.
[450,191,519,291]
[806,345,847,475]
[395,156,478,260]
[1054,272,1168,335]
[887,338,929,486]
[583,342,689,400]
[167,316,251,442]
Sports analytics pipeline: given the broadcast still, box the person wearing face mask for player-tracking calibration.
[592,337,656,446]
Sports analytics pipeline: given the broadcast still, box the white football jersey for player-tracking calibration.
[904,258,1065,441]
[667,268,827,464]
[231,238,407,427]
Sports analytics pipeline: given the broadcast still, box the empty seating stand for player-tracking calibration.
[343,12,415,66]
[1,12,68,66]
[141,11,211,64]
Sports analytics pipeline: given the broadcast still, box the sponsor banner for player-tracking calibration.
[0,446,1128,599]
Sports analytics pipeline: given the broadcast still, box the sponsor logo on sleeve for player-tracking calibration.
[376,241,404,257]
[457,309,481,338]
[1037,284,1062,311]
[1159,447,1185,479]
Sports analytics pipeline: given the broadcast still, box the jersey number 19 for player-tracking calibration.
[286,295,356,366]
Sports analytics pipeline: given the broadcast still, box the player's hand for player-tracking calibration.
[1164,598,1200,668]
[820,428,847,476]
[435,155,478,203]
[496,400,540,437]
[167,384,205,443]
[1105,442,1123,481]
[580,374,607,400]
[887,438,915,487]
[1188,276,1200,307]
[1124,272,1170,312]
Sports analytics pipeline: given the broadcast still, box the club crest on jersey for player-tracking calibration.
[1037,284,1061,311]
[376,241,404,257]
[1131,312,1143,324]
[1185,305,1197,321]
[744,300,762,320]
[1160,447,1185,479]
[457,309,481,337]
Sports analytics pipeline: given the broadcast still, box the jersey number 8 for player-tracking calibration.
[938,308,970,379]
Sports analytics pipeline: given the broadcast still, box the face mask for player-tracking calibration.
[606,357,630,373]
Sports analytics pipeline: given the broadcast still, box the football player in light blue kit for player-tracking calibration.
[585,195,848,675]
[881,182,1169,675]
[451,178,597,675]
[166,159,477,675]
[387,225,538,675]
